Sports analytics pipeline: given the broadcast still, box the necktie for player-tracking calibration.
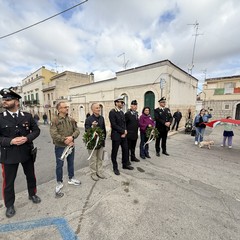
[13,113,18,120]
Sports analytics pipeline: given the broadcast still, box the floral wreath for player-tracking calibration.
[146,126,159,139]
[83,127,105,150]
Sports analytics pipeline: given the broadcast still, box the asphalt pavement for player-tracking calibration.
[0,125,240,240]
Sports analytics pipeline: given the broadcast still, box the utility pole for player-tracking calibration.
[188,21,203,75]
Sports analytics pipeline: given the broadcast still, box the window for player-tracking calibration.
[31,94,34,100]
[51,93,53,100]
[35,93,39,100]
[225,104,230,110]
[48,94,50,100]
[99,104,103,116]
[224,82,235,88]
[222,103,231,110]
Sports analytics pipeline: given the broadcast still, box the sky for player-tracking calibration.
[0,0,240,91]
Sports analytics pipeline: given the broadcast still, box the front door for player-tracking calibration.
[144,91,155,118]
[235,103,240,119]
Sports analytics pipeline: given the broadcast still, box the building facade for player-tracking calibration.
[202,75,240,119]
[42,71,93,122]
[21,66,57,118]
[68,60,198,128]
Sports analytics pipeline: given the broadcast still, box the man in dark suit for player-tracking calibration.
[154,97,173,156]
[0,87,41,218]
[109,97,134,175]
[125,100,140,162]
[171,109,182,131]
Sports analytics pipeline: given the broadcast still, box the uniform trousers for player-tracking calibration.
[127,138,137,160]
[1,160,36,208]
[155,130,168,153]
[111,137,129,170]
[88,147,104,176]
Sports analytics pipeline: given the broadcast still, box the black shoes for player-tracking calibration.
[162,152,170,156]
[114,169,120,175]
[145,155,151,158]
[131,158,140,162]
[123,165,134,170]
[29,195,41,204]
[140,155,146,159]
[6,206,15,218]
[156,152,160,157]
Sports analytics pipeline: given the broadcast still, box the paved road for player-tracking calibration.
[1,125,240,239]
[1,124,239,201]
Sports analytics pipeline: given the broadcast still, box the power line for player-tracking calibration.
[0,0,88,40]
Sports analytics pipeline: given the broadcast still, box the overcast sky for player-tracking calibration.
[0,0,240,90]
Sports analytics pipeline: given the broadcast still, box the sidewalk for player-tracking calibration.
[1,128,240,240]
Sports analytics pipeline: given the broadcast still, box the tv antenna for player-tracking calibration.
[117,52,129,69]
[187,20,203,75]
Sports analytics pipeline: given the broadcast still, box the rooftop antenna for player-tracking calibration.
[187,21,203,75]
[54,59,63,73]
[117,52,129,69]
[202,69,207,80]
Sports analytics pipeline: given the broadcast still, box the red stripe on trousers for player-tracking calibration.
[1,164,6,204]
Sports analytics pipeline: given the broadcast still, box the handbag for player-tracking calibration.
[191,128,196,137]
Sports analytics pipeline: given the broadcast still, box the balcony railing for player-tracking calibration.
[22,100,40,106]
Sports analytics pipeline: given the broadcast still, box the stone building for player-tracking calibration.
[202,75,240,119]
[42,71,94,122]
[68,60,198,128]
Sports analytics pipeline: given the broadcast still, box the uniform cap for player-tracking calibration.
[158,97,166,103]
[131,100,138,105]
[114,96,125,103]
[0,87,21,100]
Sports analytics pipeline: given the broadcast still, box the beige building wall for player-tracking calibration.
[202,75,240,119]
[68,60,198,128]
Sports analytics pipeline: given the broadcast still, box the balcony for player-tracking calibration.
[22,100,40,106]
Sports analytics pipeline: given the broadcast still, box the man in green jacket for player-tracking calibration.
[50,101,80,197]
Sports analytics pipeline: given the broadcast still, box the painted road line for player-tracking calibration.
[0,217,78,240]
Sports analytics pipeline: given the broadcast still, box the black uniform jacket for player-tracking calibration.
[0,110,40,164]
[125,110,139,140]
[154,107,173,132]
[109,108,126,141]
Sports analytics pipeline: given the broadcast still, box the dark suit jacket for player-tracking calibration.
[125,110,139,140]
[84,114,106,147]
[0,110,40,164]
[109,108,126,141]
[154,107,173,132]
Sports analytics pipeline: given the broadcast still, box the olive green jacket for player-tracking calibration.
[50,115,80,147]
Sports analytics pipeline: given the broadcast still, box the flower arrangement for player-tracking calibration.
[146,126,159,139]
[83,127,105,150]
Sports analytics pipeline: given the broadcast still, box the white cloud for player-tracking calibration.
[0,0,240,89]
